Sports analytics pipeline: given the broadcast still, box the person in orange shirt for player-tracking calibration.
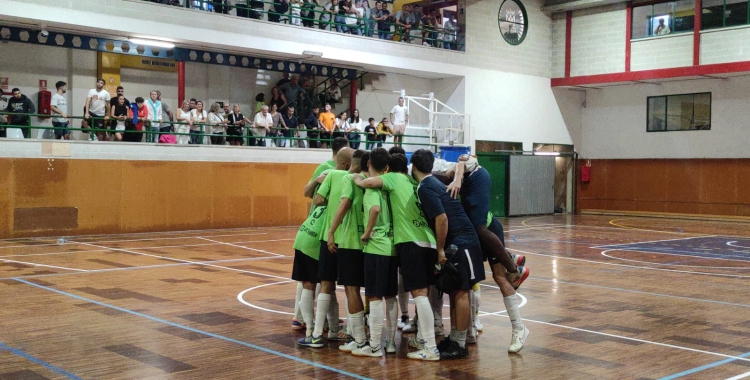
[124,97,148,143]
[317,103,336,149]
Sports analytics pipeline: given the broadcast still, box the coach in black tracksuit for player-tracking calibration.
[4,88,36,138]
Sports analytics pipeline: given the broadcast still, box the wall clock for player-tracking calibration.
[498,0,528,45]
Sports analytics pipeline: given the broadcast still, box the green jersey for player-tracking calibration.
[310,159,335,182]
[379,172,436,248]
[317,169,348,242]
[293,205,327,259]
[335,173,366,250]
[363,188,395,256]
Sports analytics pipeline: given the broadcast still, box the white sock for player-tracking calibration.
[327,291,340,333]
[472,286,481,319]
[504,294,525,332]
[313,293,330,337]
[456,329,467,348]
[294,282,304,321]
[351,310,366,344]
[470,289,477,329]
[346,308,352,336]
[397,274,409,318]
[414,296,437,352]
[369,299,384,348]
[429,286,443,324]
[300,288,315,337]
[385,297,398,342]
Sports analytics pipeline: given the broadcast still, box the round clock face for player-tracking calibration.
[498,0,528,46]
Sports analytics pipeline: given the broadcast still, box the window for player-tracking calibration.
[631,0,695,39]
[702,0,750,29]
[647,92,711,132]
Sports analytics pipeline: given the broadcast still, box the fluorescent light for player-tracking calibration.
[129,38,175,49]
[302,50,323,57]
[534,151,560,156]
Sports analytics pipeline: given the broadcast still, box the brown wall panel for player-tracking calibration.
[700,160,737,204]
[13,159,71,208]
[0,159,13,238]
[68,159,123,235]
[606,160,637,201]
[665,161,701,203]
[634,160,668,202]
[736,164,750,204]
[212,162,254,229]
[635,200,667,213]
[167,162,214,231]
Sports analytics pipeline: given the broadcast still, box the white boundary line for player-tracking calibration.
[727,241,750,250]
[591,235,713,249]
[1,258,87,272]
[197,237,284,257]
[601,249,750,268]
[726,370,750,380]
[237,281,296,316]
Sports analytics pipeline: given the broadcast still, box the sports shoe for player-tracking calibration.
[509,326,530,353]
[297,335,324,348]
[440,341,469,360]
[385,339,397,354]
[328,328,348,341]
[402,319,418,334]
[352,343,383,357]
[511,253,526,266]
[339,340,359,352]
[437,337,453,351]
[407,348,440,361]
[467,327,478,344]
[474,318,483,332]
[397,315,409,330]
[509,266,530,290]
[434,323,445,337]
[408,338,426,350]
[291,317,305,330]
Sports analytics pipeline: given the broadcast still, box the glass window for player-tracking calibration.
[702,0,750,29]
[725,0,749,26]
[632,5,654,38]
[631,0,695,38]
[647,93,711,132]
[702,0,725,29]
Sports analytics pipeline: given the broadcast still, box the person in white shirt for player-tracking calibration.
[208,102,227,145]
[84,78,111,141]
[50,81,70,140]
[189,101,207,144]
[346,108,362,148]
[390,96,408,147]
[145,90,163,143]
[175,100,192,145]
[654,18,670,35]
[253,105,273,147]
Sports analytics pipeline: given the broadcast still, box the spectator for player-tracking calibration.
[301,0,319,27]
[429,10,442,47]
[395,4,415,43]
[227,104,252,146]
[282,106,299,147]
[250,0,265,19]
[291,0,303,26]
[346,0,363,35]
[377,117,393,147]
[270,0,289,22]
[346,108,362,148]
[333,111,349,140]
[84,78,110,141]
[655,18,670,35]
[367,1,380,37]
[335,0,352,33]
[145,90,164,143]
[214,0,229,14]
[375,1,391,39]
[254,93,265,115]
[412,4,423,42]
[50,81,71,140]
[175,100,192,145]
[302,105,321,148]
[317,103,336,148]
[189,100,207,144]
[125,97,148,143]
[208,102,227,145]
[157,90,174,134]
[253,105,273,147]
[223,102,231,119]
[364,117,378,149]
[443,15,459,50]
[326,78,342,105]
[268,86,285,110]
[270,103,287,147]
[423,9,439,46]
[109,86,130,131]
[319,0,337,30]
[390,96,408,146]
[236,0,251,17]
[189,98,197,110]
[276,72,291,87]
[280,75,305,113]
[109,94,129,142]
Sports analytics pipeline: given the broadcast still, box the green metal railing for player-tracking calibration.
[173,0,464,51]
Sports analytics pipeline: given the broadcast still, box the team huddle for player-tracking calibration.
[290,137,530,361]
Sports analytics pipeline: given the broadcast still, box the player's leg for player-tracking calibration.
[491,262,529,353]
[401,244,439,361]
[397,272,410,329]
[337,248,367,351]
[292,282,304,329]
[429,285,444,336]
[292,249,322,346]
[472,283,482,332]
[383,256,399,354]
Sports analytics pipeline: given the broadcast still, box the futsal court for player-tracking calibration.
[1,214,749,380]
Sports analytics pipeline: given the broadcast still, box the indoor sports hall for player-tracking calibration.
[2,0,750,379]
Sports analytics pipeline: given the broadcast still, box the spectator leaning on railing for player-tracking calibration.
[282,106,299,147]
[175,100,192,145]
[145,90,164,143]
[84,79,110,141]
[190,100,207,144]
[303,105,321,148]
[253,105,273,147]
[208,102,227,145]
[5,88,36,139]
[50,81,71,140]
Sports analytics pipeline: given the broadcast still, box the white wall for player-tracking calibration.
[631,34,693,71]
[551,15,567,78]
[700,27,750,65]
[580,76,750,159]
[569,5,626,77]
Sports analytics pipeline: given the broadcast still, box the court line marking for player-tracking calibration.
[1,258,87,272]
[197,237,284,257]
[609,218,685,234]
[14,279,371,380]
[601,249,750,268]
[238,281,296,315]
[657,351,750,380]
[17,225,297,241]
[65,232,269,245]
[592,235,712,249]
[726,370,750,380]
[727,241,750,250]
[0,341,83,380]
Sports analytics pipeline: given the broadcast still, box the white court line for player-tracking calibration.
[197,237,284,257]
[75,232,268,245]
[726,370,750,380]
[237,281,296,316]
[727,241,750,250]
[508,247,750,279]
[601,249,750,268]
[591,235,714,249]
[1,258,87,272]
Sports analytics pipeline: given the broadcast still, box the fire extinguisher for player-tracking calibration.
[38,90,52,116]
[581,159,591,183]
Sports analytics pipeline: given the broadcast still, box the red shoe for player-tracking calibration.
[509,266,529,290]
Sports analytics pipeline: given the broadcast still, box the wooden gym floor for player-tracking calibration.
[1,215,749,380]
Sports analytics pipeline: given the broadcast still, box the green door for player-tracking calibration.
[477,153,508,217]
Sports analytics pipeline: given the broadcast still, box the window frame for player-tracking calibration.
[630,0,697,39]
[701,0,750,30]
[646,92,712,132]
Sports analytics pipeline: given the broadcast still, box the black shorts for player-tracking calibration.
[460,168,491,229]
[484,218,506,266]
[337,248,365,287]
[320,131,330,141]
[450,244,486,290]
[364,253,398,298]
[318,241,338,282]
[291,250,320,283]
[397,243,437,292]
[227,127,243,143]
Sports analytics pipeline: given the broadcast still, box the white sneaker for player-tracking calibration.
[475,318,484,332]
[397,315,409,330]
[407,348,440,361]
[352,343,383,357]
[328,328,348,341]
[385,339,397,354]
[434,323,445,337]
[402,320,418,334]
[509,326,529,353]
[467,327,478,345]
[408,338,426,350]
[339,340,359,352]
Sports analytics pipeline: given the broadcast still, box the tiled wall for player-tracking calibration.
[569,5,627,77]
[631,34,693,71]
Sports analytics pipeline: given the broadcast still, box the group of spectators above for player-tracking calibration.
[1,77,412,150]
[143,0,463,50]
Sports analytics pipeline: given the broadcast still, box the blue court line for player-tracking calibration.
[658,351,750,380]
[0,341,83,380]
[14,279,371,380]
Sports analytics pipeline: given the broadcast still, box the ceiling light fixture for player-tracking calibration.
[302,50,323,57]
[129,38,175,49]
